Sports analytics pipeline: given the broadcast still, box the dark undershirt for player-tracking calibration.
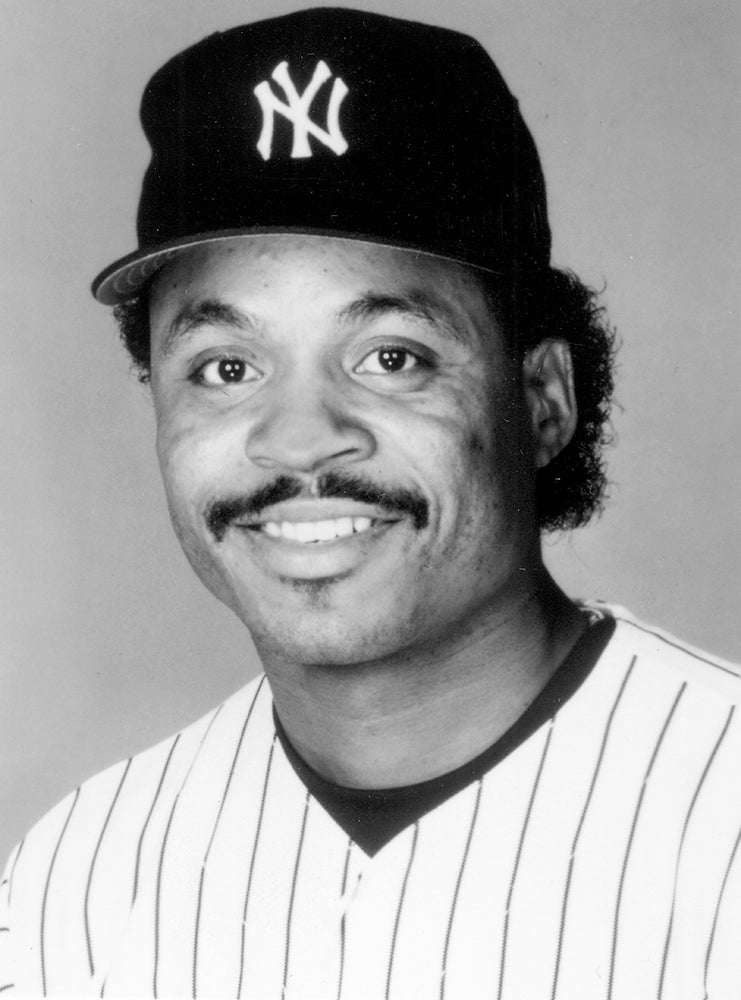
[274,613,616,855]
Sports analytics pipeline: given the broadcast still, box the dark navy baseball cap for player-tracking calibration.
[92,7,551,305]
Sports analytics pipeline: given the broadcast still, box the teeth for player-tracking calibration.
[316,519,341,541]
[260,516,375,543]
[281,521,299,541]
[336,517,354,539]
[293,521,316,543]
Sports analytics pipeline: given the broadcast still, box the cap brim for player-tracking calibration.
[91,227,500,306]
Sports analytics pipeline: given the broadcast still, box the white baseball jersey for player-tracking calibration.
[2,605,740,998]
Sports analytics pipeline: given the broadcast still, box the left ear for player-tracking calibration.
[522,339,578,469]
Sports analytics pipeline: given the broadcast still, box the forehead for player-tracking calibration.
[148,235,497,339]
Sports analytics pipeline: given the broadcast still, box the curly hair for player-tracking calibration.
[481,267,617,531]
[113,264,616,532]
[114,291,151,382]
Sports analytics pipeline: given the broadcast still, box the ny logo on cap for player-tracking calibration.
[254,60,349,160]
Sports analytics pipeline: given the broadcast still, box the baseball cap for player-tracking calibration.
[91,7,551,305]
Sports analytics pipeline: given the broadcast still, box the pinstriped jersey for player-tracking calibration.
[1,606,741,998]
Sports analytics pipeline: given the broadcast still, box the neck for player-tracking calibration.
[262,569,584,789]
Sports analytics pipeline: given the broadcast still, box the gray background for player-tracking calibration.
[1,0,739,866]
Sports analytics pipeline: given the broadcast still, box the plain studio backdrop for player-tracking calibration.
[0,0,739,866]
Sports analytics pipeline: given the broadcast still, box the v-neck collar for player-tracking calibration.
[273,612,616,855]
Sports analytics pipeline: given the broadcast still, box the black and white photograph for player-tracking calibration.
[1,1,739,996]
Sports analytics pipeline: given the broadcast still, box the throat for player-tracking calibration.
[273,613,615,854]
[266,585,591,789]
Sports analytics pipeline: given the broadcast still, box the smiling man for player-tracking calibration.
[2,8,740,999]
[149,235,584,798]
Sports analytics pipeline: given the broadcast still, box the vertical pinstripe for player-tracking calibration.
[336,838,353,1000]
[384,822,420,1000]
[439,778,484,1000]
[0,846,19,992]
[0,832,24,993]
[132,734,181,907]
[237,734,277,999]
[192,678,265,999]
[7,839,23,906]
[607,681,686,1000]
[281,791,311,1000]
[703,817,741,998]
[497,721,554,1000]
[153,705,224,999]
[153,799,176,998]
[657,705,734,998]
[550,656,636,1000]
[84,759,132,977]
[4,623,741,998]
[40,788,81,996]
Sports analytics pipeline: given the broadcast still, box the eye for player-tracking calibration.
[191,356,261,387]
[354,346,426,375]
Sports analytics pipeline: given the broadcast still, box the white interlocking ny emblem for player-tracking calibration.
[253,60,349,160]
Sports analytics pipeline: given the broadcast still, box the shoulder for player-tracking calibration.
[589,601,741,702]
[571,601,741,777]
[0,675,274,993]
[2,673,272,904]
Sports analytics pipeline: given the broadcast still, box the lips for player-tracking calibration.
[205,471,429,544]
[226,499,405,579]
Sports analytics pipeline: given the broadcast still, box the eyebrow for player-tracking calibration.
[159,300,261,358]
[337,291,469,345]
[159,288,470,359]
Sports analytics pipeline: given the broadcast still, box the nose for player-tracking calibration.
[245,375,376,474]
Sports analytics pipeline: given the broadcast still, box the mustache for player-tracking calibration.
[205,471,429,542]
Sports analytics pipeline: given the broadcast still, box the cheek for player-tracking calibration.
[464,372,533,471]
[156,409,234,500]
[156,424,209,551]
[465,427,489,464]
[155,419,226,562]
[435,381,530,522]
[156,420,196,508]
[437,382,504,479]
[155,419,246,606]
[400,403,500,542]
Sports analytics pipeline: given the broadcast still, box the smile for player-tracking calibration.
[255,516,373,543]
[227,499,408,579]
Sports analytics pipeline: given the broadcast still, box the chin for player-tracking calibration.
[241,602,419,669]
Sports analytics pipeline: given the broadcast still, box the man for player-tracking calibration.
[1,7,739,998]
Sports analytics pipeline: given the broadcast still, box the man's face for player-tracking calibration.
[149,235,541,666]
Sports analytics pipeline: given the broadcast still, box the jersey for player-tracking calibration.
[2,605,741,998]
